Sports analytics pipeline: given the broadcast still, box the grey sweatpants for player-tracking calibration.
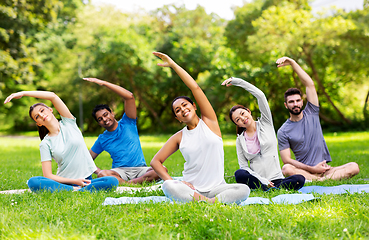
[162,180,250,204]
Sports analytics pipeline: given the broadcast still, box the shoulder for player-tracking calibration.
[120,113,136,124]
[277,121,290,136]
[304,101,319,114]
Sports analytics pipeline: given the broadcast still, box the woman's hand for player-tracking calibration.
[83,78,105,86]
[267,181,275,188]
[153,52,175,68]
[4,92,24,104]
[181,181,195,190]
[221,77,234,87]
[276,57,296,68]
[74,178,91,187]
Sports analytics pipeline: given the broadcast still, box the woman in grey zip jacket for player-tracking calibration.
[222,77,305,191]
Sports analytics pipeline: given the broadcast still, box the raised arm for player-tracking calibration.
[83,78,136,119]
[276,57,318,106]
[153,52,221,137]
[4,91,73,119]
[222,77,273,124]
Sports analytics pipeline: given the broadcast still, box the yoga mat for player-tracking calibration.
[299,184,369,195]
[103,194,316,206]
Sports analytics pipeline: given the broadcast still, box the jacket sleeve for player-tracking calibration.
[231,78,273,125]
[236,137,270,185]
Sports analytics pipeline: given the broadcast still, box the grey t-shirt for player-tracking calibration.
[277,101,332,166]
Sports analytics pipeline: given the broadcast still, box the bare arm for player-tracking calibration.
[280,148,330,174]
[153,52,221,137]
[150,131,182,181]
[4,91,73,119]
[276,57,319,106]
[83,78,136,119]
[41,161,91,186]
[89,150,102,174]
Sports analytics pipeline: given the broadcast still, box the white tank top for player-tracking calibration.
[179,119,226,192]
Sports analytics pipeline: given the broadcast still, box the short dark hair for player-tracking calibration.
[92,104,112,122]
[29,103,50,140]
[171,96,194,116]
[229,105,249,135]
[284,88,302,102]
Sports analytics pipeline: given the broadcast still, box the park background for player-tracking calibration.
[1,0,369,135]
[1,1,369,239]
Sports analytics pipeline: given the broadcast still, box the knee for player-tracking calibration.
[97,170,110,178]
[348,162,360,176]
[104,176,119,187]
[27,176,42,188]
[234,169,248,182]
[282,164,295,177]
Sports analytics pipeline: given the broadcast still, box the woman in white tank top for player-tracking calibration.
[150,52,249,204]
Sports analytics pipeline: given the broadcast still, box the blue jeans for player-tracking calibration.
[27,176,119,193]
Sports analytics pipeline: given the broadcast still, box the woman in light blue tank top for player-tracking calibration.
[150,52,250,204]
[4,91,119,193]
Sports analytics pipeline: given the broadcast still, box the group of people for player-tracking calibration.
[4,52,360,203]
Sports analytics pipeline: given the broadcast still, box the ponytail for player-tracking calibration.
[29,103,50,140]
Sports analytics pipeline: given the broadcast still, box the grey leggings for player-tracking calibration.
[162,180,250,204]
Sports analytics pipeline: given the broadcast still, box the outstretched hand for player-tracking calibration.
[83,78,105,86]
[276,57,296,68]
[221,77,234,87]
[4,92,24,104]
[153,52,175,68]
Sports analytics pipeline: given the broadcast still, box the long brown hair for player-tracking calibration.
[29,103,50,140]
[229,105,250,135]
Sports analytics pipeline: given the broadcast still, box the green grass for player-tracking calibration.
[1,132,369,239]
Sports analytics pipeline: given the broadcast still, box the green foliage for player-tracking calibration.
[1,0,369,133]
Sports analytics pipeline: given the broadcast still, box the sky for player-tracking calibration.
[90,0,364,20]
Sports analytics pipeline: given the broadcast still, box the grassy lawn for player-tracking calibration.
[0,132,369,239]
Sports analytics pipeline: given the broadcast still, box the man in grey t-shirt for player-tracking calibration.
[276,57,359,181]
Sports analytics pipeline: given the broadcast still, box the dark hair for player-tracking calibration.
[284,88,302,102]
[171,96,194,116]
[29,103,50,140]
[229,105,250,135]
[92,104,112,122]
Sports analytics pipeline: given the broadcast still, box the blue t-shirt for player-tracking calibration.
[91,113,146,168]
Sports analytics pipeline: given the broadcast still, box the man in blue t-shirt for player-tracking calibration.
[275,57,359,181]
[83,78,162,184]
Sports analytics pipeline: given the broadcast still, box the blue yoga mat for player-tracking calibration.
[299,184,369,194]
[102,193,316,206]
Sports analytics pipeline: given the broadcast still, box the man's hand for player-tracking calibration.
[276,57,296,68]
[267,181,275,188]
[311,160,331,174]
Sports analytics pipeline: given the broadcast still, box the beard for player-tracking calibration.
[288,106,302,115]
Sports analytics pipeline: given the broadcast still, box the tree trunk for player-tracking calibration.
[304,51,352,124]
[364,89,369,126]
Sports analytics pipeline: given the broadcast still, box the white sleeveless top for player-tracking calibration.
[179,119,226,192]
